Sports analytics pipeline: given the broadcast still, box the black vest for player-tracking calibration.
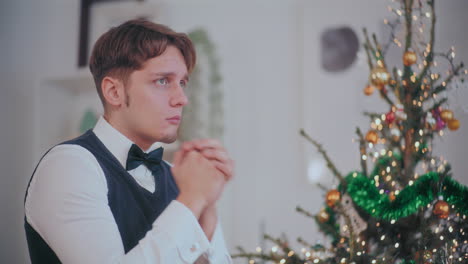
[24,130,179,263]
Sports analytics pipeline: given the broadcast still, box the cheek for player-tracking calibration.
[130,87,159,110]
[135,93,168,123]
[127,84,171,117]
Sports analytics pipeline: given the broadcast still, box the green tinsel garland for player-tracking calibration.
[345,171,468,220]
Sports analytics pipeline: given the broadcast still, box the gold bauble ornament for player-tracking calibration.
[364,84,375,96]
[365,130,379,144]
[317,208,330,223]
[440,109,454,122]
[433,200,449,219]
[403,51,417,66]
[389,192,396,202]
[447,119,460,131]
[370,66,391,87]
[326,189,341,208]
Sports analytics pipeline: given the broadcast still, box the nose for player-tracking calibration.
[170,83,188,107]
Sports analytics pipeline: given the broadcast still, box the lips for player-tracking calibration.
[166,115,181,124]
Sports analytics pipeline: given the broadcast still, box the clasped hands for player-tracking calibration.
[172,139,234,240]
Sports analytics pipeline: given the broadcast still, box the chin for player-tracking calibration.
[157,131,178,144]
[160,137,177,144]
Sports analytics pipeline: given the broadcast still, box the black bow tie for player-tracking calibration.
[126,144,164,171]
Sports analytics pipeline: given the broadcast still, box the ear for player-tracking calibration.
[101,76,125,108]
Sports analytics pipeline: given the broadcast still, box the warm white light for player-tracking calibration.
[307,159,326,184]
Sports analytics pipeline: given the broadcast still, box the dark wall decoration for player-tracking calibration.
[320,26,359,72]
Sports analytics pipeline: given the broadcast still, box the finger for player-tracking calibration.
[199,149,233,179]
[185,149,202,159]
[181,141,196,152]
[174,146,201,166]
[211,160,234,182]
[192,139,223,151]
[179,142,204,163]
[200,149,229,163]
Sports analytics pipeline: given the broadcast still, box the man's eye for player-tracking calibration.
[180,80,188,88]
[155,78,168,85]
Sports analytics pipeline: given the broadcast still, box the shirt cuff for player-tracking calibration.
[153,200,210,263]
[204,220,232,263]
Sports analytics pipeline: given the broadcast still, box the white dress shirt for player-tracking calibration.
[25,116,232,264]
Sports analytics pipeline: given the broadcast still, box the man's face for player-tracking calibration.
[120,45,189,147]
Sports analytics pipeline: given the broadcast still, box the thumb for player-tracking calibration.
[172,149,184,167]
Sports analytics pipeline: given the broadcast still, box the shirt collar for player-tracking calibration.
[93,116,163,168]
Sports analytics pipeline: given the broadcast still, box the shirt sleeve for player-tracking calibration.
[195,221,232,264]
[25,144,214,264]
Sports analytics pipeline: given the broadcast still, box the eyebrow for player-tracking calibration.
[150,72,189,81]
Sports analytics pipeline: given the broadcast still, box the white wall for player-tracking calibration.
[1,0,467,263]
[1,1,80,263]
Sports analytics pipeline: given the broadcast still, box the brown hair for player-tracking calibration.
[89,19,196,106]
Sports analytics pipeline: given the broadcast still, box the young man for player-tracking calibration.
[24,19,233,263]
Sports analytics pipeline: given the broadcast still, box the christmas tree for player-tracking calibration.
[234,0,468,263]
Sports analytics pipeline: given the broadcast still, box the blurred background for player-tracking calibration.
[1,0,467,263]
